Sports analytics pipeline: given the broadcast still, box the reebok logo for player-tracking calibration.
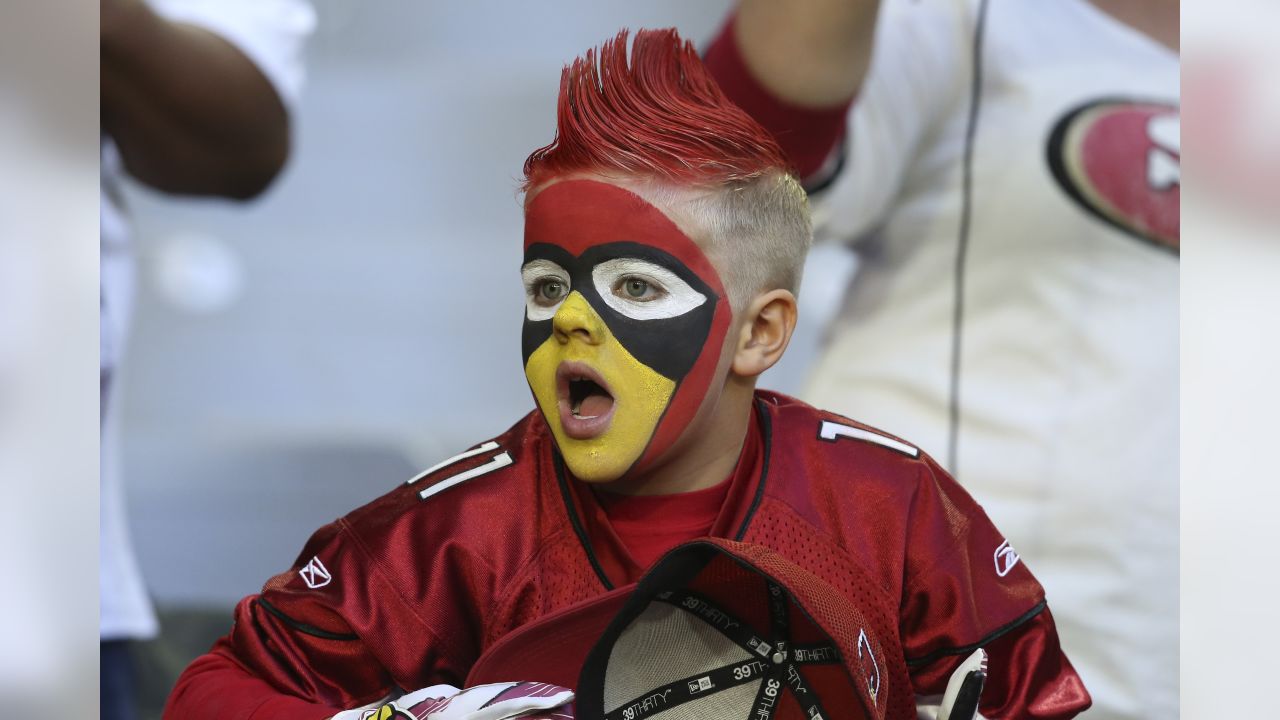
[994,539,1020,577]
[299,556,331,589]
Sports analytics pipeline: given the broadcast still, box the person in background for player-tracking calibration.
[702,1,1178,717]
[100,1,313,718]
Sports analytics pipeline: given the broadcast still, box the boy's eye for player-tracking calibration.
[618,277,658,301]
[592,258,706,321]
[539,280,568,303]
[521,259,571,321]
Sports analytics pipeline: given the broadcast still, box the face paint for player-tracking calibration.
[522,180,731,483]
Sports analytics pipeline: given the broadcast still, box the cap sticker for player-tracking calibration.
[748,636,773,658]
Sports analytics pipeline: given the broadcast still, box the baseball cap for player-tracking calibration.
[469,538,913,720]
[467,583,635,690]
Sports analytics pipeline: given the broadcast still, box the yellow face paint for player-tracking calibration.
[525,292,676,482]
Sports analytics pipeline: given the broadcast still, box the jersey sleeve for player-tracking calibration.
[164,519,466,720]
[812,0,971,243]
[900,457,1091,719]
[703,1,969,241]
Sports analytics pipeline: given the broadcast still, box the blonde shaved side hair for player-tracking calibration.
[639,171,813,312]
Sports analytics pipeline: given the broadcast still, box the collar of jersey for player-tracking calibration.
[552,396,773,589]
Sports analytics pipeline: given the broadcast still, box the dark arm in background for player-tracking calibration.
[101,0,290,199]
[704,0,881,181]
[729,0,880,108]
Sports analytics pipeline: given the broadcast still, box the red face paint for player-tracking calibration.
[522,180,732,481]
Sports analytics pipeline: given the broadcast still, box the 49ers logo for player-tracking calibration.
[1047,98,1180,253]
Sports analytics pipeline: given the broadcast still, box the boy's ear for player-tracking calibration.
[731,289,798,378]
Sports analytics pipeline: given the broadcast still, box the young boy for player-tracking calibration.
[165,29,1090,720]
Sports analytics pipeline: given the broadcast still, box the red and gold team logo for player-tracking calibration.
[1047,98,1180,253]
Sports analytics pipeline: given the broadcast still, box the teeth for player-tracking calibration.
[566,372,602,419]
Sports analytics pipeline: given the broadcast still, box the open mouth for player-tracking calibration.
[556,363,616,439]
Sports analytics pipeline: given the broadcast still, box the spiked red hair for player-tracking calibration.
[523,28,790,191]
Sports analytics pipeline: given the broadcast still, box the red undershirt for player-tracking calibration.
[593,478,733,570]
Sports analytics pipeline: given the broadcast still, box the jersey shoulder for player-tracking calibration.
[252,414,559,685]
[341,410,554,551]
[758,389,930,476]
[756,390,977,532]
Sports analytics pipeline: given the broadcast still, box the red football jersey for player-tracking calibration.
[164,392,1089,720]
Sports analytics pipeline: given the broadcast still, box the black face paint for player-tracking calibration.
[521,242,719,382]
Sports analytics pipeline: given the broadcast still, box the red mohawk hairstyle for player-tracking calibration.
[523,28,791,191]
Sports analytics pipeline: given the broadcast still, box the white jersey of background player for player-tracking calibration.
[708,0,1178,718]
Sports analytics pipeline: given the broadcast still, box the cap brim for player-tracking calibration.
[466,582,637,689]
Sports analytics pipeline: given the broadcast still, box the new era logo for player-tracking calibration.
[994,540,1020,577]
[748,637,772,658]
[688,677,713,694]
[299,556,331,588]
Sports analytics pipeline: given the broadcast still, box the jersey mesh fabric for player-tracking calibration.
[488,530,610,646]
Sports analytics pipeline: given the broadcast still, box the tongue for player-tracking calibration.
[577,393,613,418]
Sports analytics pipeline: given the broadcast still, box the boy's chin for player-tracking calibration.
[557,449,639,486]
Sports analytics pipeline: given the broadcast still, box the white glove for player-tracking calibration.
[332,681,574,720]
[915,648,988,720]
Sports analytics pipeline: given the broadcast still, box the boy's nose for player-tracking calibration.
[552,292,606,345]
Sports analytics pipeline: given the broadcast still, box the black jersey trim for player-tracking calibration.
[802,133,849,197]
[946,0,990,476]
[733,399,773,541]
[248,601,314,691]
[255,598,359,641]
[904,600,1046,668]
[552,449,615,591]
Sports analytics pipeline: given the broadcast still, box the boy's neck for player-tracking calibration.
[595,378,757,496]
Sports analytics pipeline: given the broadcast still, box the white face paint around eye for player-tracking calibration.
[521,259,571,321]
[592,258,707,321]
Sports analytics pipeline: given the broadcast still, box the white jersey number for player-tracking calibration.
[407,441,512,500]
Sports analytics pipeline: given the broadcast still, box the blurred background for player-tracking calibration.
[110,2,851,713]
